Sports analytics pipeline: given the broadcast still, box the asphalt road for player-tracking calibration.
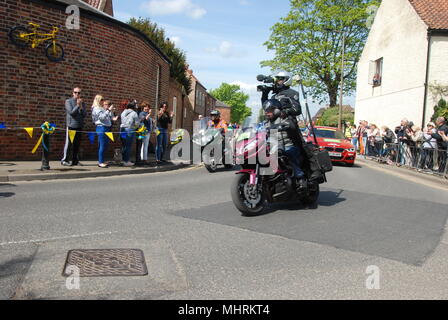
[0,162,447,299]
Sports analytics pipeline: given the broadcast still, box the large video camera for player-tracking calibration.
[256,74,274,92]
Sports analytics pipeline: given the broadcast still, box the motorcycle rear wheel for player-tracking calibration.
[231,174,265,216]
[302,184,319,205]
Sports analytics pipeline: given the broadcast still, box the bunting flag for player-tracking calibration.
[105,132,114,142]
[31,135,43,154]
[0,123,6,129]
[120,132,127,139]
[87,132,96,144]
[68,130,77,143]
[24,128,34,138]
[156,129,161,136]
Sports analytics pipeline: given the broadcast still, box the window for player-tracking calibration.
[368,58,383,87]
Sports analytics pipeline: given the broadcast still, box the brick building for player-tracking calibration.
[0,0,171,160]
[186,68,216,120]
[215,100,231,124]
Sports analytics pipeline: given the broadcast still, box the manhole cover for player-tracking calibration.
[62,249,148,277]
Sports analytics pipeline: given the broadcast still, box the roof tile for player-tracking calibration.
[408,0,448,30]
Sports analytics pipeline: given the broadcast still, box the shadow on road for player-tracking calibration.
[247,189,346,217]
[0,192,15,198]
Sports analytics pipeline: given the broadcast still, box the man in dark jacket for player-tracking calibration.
[61,87,86,166]
[431,117,448,173]
[263,99,306,190]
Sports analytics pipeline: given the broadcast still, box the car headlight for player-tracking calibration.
[347,148,355,152]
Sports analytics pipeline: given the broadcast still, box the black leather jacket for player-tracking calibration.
[261,86,302,118]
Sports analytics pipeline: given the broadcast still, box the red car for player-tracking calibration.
[305,126,356,166]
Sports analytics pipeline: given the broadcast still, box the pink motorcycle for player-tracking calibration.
[231,126,320,216]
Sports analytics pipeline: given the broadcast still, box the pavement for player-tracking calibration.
[0,156,194,182]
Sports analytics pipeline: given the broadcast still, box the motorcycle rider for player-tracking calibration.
[263,99,307,190]
[259,71,324,183]
[208,110,228,133]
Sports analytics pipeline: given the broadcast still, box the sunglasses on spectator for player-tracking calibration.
[73,91,81,94]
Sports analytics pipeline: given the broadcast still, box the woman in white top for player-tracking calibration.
[419,122,437,170]
[367,124,380,156]
[91,95,118,168]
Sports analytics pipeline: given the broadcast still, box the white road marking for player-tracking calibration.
[0,231,117,246]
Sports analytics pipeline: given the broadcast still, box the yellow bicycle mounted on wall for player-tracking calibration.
[8,23,64,62]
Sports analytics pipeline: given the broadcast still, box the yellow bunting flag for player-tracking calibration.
[105,132,114,142]
[68,130,77,143]
[156,129,161,136]
[31,135,43,154]
[24,128,34,138]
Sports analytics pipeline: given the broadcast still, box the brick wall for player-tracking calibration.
[0,0,170,160]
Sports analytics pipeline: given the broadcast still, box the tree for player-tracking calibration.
[128,18,192,94]
[432,98,448,122]
[261,0,380,106]
[209,83,252,124]
[317,106,354,127]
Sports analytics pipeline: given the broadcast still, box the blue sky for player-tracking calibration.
[113,0,347,118]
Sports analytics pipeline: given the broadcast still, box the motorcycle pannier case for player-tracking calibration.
[317,149,333,172]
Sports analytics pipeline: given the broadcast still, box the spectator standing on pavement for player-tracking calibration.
[356,121,365,155]
[431,117,448,173]
[61,87,87,166]
[138,101,153,165]
[367,124,380,157]
[156,102,173,164]
[362,121,370,156]
[92,96,118,168]
[381,126,396,162]
[395,118,412,166]
[350,124,358,151]
[120,101,140,167]
[344,121,352,140]
[409,125,423,167]
[419,122,437,170]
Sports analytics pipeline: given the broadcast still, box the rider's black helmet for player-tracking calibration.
[263,99,282,120]
[263,99,282,112]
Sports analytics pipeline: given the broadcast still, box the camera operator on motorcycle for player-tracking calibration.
[258,71,324,184]
[263,99,307,191]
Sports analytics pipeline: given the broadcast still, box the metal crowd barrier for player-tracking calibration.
[359,141,448,179]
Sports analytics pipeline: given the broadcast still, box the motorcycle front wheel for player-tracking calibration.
[203,150,218,173]
[231,173,265,216]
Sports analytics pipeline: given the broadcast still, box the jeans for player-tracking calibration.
[96,126,110,164]
[362,137,368,155]
[284,145,304,178]
[121,127,135,163]
[156,128,168,161]
[140,135,150,161]
[351,137,358,151]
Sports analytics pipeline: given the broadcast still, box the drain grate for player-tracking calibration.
[62,249,148,277]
